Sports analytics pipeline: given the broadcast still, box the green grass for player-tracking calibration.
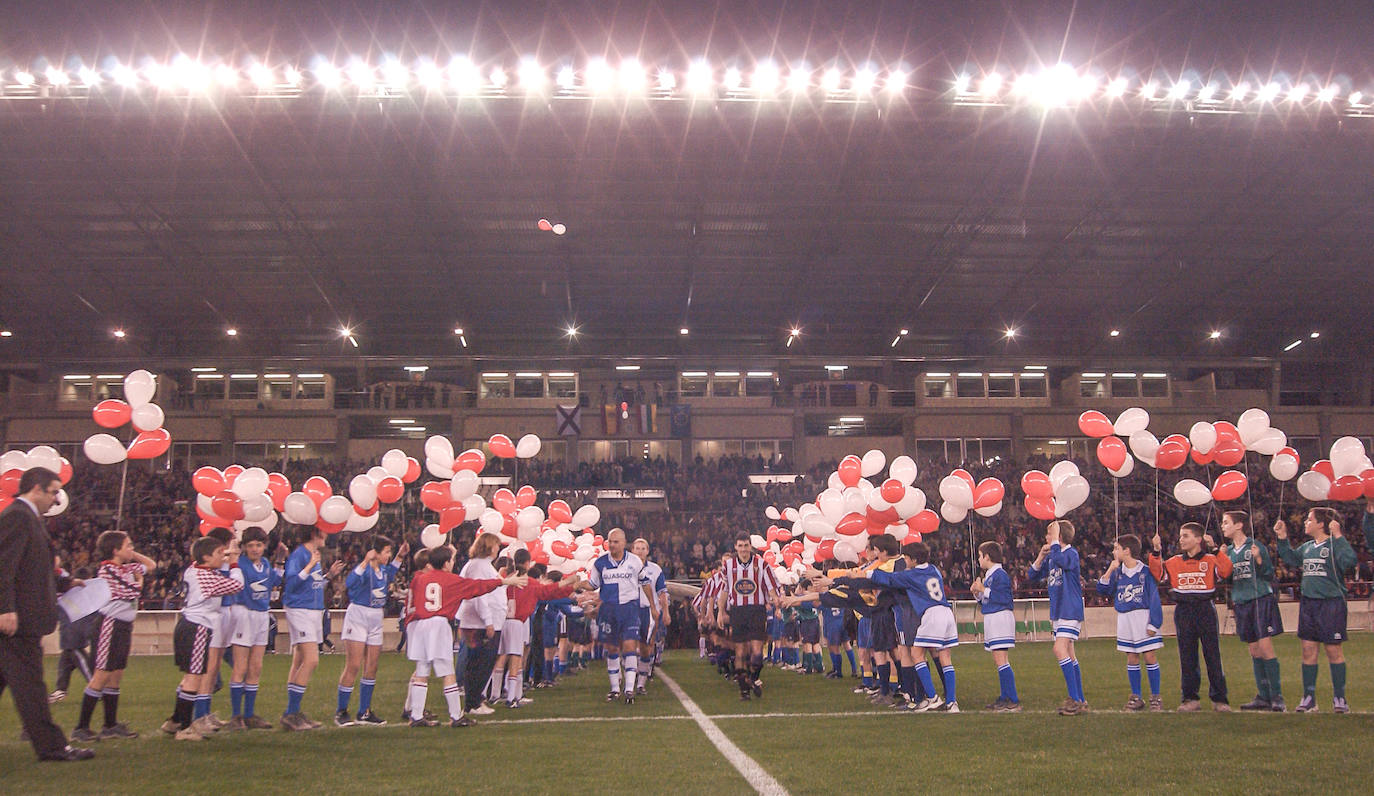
[3,636,1373,793]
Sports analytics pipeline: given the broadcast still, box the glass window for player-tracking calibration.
[745,376,775,397]
[264,377,292,400]
[1140,376,1169,398]
[924,377,953,398]
[917,439,957,464]
[547,375,578,399]
[1111,376,1139,398]
[480,374,511,399]
[678,375,708,398]
[1080,377,1106,399]
[228,377,258,400]
[987,375,1016,398]
[60,380,95,403]
[93,379,124,401]
[514,375,544,398]
[956,376,985,398]
[711,377,741,397]
[297,377,327,400]
[194,376,225,400]
[1018,375,1048,397]
[977,438,1012,464]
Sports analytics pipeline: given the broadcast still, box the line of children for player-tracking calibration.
[972,541,1021,711]
[162,535,244,740]
[1098,534,1164,711]
[1028,520,1088,715]
[335,535,407,726]
[1274,507,1358,712]
[227,526,282,729]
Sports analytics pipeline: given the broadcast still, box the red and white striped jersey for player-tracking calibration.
[692,570,724,615]
[97,561,147,622]
[719,553,779,609]
[180,565,243,629]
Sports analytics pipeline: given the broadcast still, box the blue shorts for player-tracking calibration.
[895,602,919,647]
[542,614,561,648]
[823,610,846,646]
[1234,594,1283,643]
[856,616,872,649]
[637,606,655,644]
[1297,596,1346,644]
[597,601,642,643]
[767,616,784,640]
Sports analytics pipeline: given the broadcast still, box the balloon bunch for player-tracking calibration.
[193,466,291,536]
[83,370,172,464]
[1020,461,1091,520]
[1296,437,1374,502]
[424,433,540,478]
[0,446,73,516]
[936,469,1005,523]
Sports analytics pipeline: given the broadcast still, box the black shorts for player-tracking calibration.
[173,617,212,675]
[567,619,591,646]
[870,609,898,653]
[1297,596,1347,644]
[729,604,769,643]
[94,615,133,671]
[1234,594,1284,643]
[895,602,920,647]
[799,618,821,645]
[782,621,800,642]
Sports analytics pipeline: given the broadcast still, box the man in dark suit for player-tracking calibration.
[0,467,94,762]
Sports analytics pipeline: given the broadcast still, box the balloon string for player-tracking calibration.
[116,458,128,530]
[1154,467,1159,537]
[1243,453,1255,532]
[1113,477,1119,542]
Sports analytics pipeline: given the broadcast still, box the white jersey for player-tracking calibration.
[179,565,243,629]
[588,551,645,606]
[638,560,666,608]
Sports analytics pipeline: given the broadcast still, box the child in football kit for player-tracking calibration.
[226,527,282,730]
[1098,535,1164,711]
[336,535,407,727]
[198,527,239,730]
[1028,520,1088,715]
[1275,508,1358,713]
[1150,523,1231,712]
[163,536,243,741]
[971,541,1020,712]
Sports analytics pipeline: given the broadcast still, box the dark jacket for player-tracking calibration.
[0,499,61,637]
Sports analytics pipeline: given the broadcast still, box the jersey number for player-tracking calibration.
[425,582,442,611]
[926,580,944,602]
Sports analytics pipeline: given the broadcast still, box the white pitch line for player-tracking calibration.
[658,672,791,796]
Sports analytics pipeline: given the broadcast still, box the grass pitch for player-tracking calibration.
[2,635,1372,793]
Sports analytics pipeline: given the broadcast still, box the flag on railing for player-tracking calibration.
[556,404,581,436]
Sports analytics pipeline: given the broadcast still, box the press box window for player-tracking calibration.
[514,375,545,399]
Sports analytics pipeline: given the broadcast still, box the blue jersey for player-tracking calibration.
[976,565,1014,615]
[1027,543,1085,622]
[282,545,326,610]
[234,555,281,612]
[346,561,399,609]
[868,563,950,617]
[588,551,644,606]
[220,565,238,607]
[1096,561,1163,629]
[638,560,667,608]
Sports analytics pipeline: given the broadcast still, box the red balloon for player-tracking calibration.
[92,399,132,429]
[816,539,837,562]
[0,494,11,513]
[455,449,486,473]
[376,475,404,504]
[303,476,332,509]
[1020,470,1054,499]
[491,488,516,515]
[907,509,939,534]
[548,499,573,524]
[0,469,21,497]
[787,540,803,554]
[1190,447,1215,466]
[866,505,900,527]
[1361,468,1374,500]
[58,458,73,486]
[1212,421,1240,445]
[439,505,467,532]
[951,468,975,489]
[211,489,245,521]
[880,478,906,503]
[126,428,171,460]
[266,472,291,511]
[902,533,924,545]
[1210,470,1248,501]
[402,457,422,484]
[317,519,345,535]
[192,466,225,496]
[500,513,519,537]
[1096,436,1128,471]
[1312,459,1336,482]
[199,520,225,536]
[1211,438,1245,468]
[1024,494,1057,521]
[775,528,792,543]
[837,456,862,488]
[516,485,537,508]
[1276,447,1300,465]
[835,512,867,536]
[1077,410,1114,439]
[488,434,516,459]
[223,464,244,486]
[550,540,572,558]
[355,501,379,517]
[781,551,797,568]
[973,478,1005,509]
[1330,475,1364,502]
[420,482,451,512]
[762,551,776,567]
[1154,437,1190,471]
[593,534,604,546]
[532,549,550,565]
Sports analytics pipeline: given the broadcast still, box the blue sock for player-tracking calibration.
[285,684,305,716]
[244,685,258,717]
[1146,663,1161,697]
[1127,664,1142,697]
[899,665,916,699]
[230,682,244,717]
[556,657,565,674]
[876,663,891,695]
[1071,660,1085,702]
[998,664,1018,703]
[337,685,353,713]
[914,662,937,698]
[845,649,857,675]
[1059,658,1076,699]
[830,653,842,674]
[359,679,375,713]
[194,694,211,719]
[941,666,957,703]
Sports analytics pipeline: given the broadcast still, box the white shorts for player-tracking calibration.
[1053,619,1083,640]
[981,610,1016,651]
[229,605,270,647]
[499,618,530,656]
[911,605,959,650]
[1115,609,1164,653]
[285,607,324,646]
[406,616,455,677]
[209,608,235,650]
[341,604,385,646]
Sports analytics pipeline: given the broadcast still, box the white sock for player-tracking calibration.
[623,654,639,692]
[608,655,622,692]
[699,638,706,655]
[443,684,462,720]
[409,683,428,720]
[505,676,521,704]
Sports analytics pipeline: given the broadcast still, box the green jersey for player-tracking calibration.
[1220,538,1275,604]
[795,602,819,622]
[1276,536,1357,599]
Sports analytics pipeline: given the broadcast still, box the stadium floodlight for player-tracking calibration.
[382,59,409,90]
[585,58,614,93]
[14,69,34,86]
[821,67,843,93]
[1258,81,1282,102]
[518,58,544,91]
[346,60,375,90]
[225,327,238,337]
[619,58,646,92]
[980,72,1003,97]
[1197,82,1217,102]
[1140,80,1159,100]
[852,65,877,94]
[283,65,302,87]
[1317,84,1338,102]
[174,58,211,92]
[448,57,481,93]
[752,60,780,94]
[656,68,675,92]
[112,63,137,87]
[248,62,274,88]
[565,324,579,338]
[112,328,126,339]
[1229,81,1250,101]
[1287,83,1308,102]
[556,65,576,90]
[1003,327,1018,339]
[1310,331,1321,338]
[786,64,810,93]
[885,68,907,95]
[1349,91,1364,106]
[213,63,238,88]
[0,330,12,337]
[45,67,69,86]
[314,62,341,89]
[1168,80,1190,101]
[679,327,690,335]
[1105,76,1129,97]
[1110,329,1121,337]
[77,66,100,86]
[953,73,972,94]
[488,66,507,89]
[1209,329,1222,340]
[1011,72,1035,97]
[415,59,442,89]
[686,60,712,94]
[1033,63,1080,106]
[723,66,742,92]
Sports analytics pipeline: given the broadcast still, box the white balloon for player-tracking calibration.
[517,505,545,528]
[1237,408,1271,446]
[1108,456,1135,478]
[123,370,156,409]
[889,455,918,486]
[0,450,30,472]
[833,539,862,564]
[381,449,409,478]
[1048,460,1080,491]
[461,493,487,518]
[781,507,798,523]
[426,458,455,480]
[319,495,352,525]
[1113,407,1150,436]
[1173,479,1212,507]
[449,469,479,501]
[974,501,1003,518]
[938,476,974,510]
[1128,430,1160,464]
[817,489,845,524]
[893,487,926,519]
[232,467,270,499]
[479,508,505,534]
[241,492,274,522]
[516,433,542,459]
[1188,422,1218,455]
[130,402,164,433]
[801,513,835,539]
[750,533,766,550]
[939,502,968,524]
[1054,475,1091,515]
[571,504,601,530]
[424,435,455,467]
[1269,454,1299,482]
[282,492,318,525]
[367,465,390,483]
[865,490,893,513]
[860,449,886,478]
[827,471,844,490]
[43,489,68,517]
[1250,427,1287,457]
[841,487,866,516]
[25,445,62,474]
[1296,471,1331,502]
[420,524,446,549]
[348,474,378,509]
[856,478,875,498]
[83,433,127,465]
[1330,437,1367,477]
[765,506,781,521]
[249,510,279,532]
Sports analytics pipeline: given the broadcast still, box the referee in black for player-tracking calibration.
[0,467,94,762]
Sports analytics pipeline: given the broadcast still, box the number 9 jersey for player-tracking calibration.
[408,570,505,621]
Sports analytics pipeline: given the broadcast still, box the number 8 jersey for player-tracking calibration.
[407,569,505,621]
[869,562,950,618]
